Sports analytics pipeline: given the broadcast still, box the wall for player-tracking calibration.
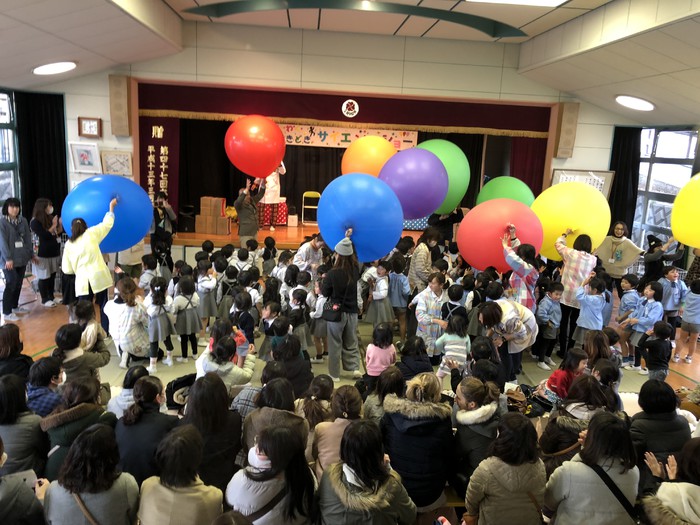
[37,21,640,187]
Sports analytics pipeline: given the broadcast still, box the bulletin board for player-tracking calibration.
[551,169,615,198]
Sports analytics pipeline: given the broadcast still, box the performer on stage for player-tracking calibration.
[257,161,286,231]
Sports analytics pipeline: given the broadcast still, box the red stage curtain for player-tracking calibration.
[510,137,547,195]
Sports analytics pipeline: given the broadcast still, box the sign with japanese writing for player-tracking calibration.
[138,117,180,214]
[280,124,417,150]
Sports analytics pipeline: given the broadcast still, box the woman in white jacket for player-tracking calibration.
[544,411,639,525]
[104,277,149,368]
[199,336,257,398]
[62,198,117,332]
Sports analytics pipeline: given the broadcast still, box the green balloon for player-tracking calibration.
[416,139,470,214]
[476,176,535,206]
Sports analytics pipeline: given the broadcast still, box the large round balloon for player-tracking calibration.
[416,139,470,214]
[318,173,403,262]
[378,148,448,219]
[531,182,611,261]
[341,136,396,177]
[671,174,700,247]
[61,175,153,253]
[224,115,286,178]
[476,176,535,206]
[456,198,543,272]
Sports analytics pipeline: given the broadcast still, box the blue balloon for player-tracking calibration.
[62,175,153,253]
[318,173,404,262]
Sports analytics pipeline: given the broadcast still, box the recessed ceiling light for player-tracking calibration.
[615,95,655,112]
[32,61,77,76]
[464,0,566,6]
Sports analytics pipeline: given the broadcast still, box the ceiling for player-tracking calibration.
[2,0,700,126]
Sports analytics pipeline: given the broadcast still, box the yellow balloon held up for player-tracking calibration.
[341,136,397,177]
[531,182,611,261]
[671,174,700,247]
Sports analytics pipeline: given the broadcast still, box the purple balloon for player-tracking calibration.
[378,148,449,219]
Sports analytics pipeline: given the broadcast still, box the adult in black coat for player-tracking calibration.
[273,334,313,398]
[630,380,691,495]
[381,373,454,515]
[395,336,433,383]
[180,373,242,493]
[0,324,32,381]
[114,376,178,486]
[450,377,501,498]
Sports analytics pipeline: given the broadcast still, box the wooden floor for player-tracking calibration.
[9,278,700,393]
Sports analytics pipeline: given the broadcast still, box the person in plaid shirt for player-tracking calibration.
[502,228,539,313]
[555,229,597,358]
[26,356,62,417]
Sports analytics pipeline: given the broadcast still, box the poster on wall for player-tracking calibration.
[138,117,180,214]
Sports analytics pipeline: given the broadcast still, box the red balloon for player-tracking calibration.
[224,115,286,178]
[456,198,543,272]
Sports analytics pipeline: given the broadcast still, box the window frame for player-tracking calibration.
[0,90,20,203]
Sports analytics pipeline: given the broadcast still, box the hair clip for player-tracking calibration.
[311,395,317,401]
[153,286,161,291]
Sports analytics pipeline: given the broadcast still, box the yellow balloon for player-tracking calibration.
[671,174,700,247]
[341,136,397,177]
[531,182,611,261]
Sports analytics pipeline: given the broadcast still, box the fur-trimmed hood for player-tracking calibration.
[455,401,499,426]
[39,403,102,432]
[383,394,452,420]
[642,482,700,525]
[326,462,403,513]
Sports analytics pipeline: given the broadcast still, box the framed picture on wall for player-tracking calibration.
[100,149,132,176]
[78,117,102,138]
[551,169,615,199]
[69,142,102,173]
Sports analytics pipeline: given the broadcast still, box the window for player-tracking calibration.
[632,128,698,249]
[0,91,18,202]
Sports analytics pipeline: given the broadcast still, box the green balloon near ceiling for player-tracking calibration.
[416,139,470,214]
[476,176,535,206]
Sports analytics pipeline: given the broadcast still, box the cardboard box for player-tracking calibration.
[215,217,230,235]
[195,214,206,233]
[200,196,211,210]
[200,203,211,216]
[204,215,214,234]
[287,214,298,227]
[210,197,226,217]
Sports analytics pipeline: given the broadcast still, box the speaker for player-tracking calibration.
[554,102,579,159]
[109,75,132,137]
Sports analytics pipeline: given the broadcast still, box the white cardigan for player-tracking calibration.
[62,212,114,295]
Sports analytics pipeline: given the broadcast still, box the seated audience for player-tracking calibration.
[43,424,139,525]
[317,420,417,524]
[273,334,313,398]
[231,360,286,419]
[139,425,223,525]
[0,434,44,525]
[0,324,32,381]
[294,374,333,461]
[544,411,639,524]
[106,365,149,419]
[395,336,433,382]
[25,356,63,417]
[363,366,405,424]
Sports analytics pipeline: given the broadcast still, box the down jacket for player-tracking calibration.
[642,482,700,525]
[317,462,417,525]
[381,394,453,508]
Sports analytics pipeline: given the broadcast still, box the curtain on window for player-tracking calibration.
[608,126,642,230]
[14,92,68,215]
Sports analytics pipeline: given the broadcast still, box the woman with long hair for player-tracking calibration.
[0,323,32,380]
[43,424,139,525]
[40,378,117,480]
[30,197,62,307]
[226,425,314,524]
[317,419,417,524]
[114,376,177,486]
[0,197,33,322]
[139,424,223,525]
[596,221,644,298]
[363,365,405,423]
[61,197,118,331]
[294,374,333,461]
[320,232,362,381]
[464,412,546,525]
[181,372,243,493]
[544,411,639,524]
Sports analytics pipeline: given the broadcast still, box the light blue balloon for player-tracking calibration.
[61,175,153,253]
[318,173,404,262]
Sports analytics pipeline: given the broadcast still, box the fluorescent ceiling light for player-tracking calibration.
[615,95,655,112]
[465,0,566,6]
[32,61,77,75]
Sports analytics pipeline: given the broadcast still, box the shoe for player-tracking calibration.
[162,357,174,367]
[42,300,56,308]
[12,306,29,314]
[545,357,556,366]
[147,365,158,374]
[310,357,324,363]
[685,356,693,364]
[176,357,189,363]
[638,368,649,375]
[537,361,551,371]
[197,338,209,347]
[53,297,62,305]
[673,354,681,363]
[624,364,641,371]
[352,370,363,379]
[270,226,275,232]
[2,313,19,322]
[118,362,128,369]
[530,353,538,360]
[330,376,341,383]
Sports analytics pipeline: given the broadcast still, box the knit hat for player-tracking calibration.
[335,237,354,257]
[647,235,663,251]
